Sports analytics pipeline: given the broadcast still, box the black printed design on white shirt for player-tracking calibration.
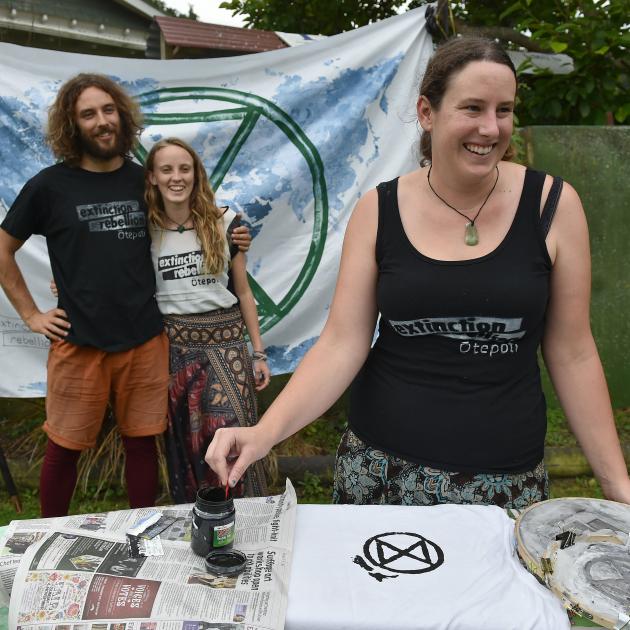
[353,532,444,582]
[158,250,205,281]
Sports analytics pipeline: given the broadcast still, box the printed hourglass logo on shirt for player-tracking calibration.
[353,531,444,582]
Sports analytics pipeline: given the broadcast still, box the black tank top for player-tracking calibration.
[349,169,552,473]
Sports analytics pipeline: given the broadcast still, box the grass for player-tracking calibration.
[294,471,335,504]
[545,406,630,447]
[273,410,347,456]
[0,398,628,523]
[0,473,606,523]
[0,486,133,523]
[550,476,604,499]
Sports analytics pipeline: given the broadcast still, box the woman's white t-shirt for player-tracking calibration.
[151,208,238,315]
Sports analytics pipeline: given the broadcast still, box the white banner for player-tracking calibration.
[0,8,433,397]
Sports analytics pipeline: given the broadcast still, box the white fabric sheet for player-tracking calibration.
[286,503,570,630]
[0,7,434,395]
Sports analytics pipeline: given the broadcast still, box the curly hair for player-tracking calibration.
[47,73,142,165]
[419,36,517,163]
[145,138,227,276]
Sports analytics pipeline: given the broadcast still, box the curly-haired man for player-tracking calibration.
[0,74,249,516]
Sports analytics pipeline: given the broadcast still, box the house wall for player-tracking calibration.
[0,0,150,57]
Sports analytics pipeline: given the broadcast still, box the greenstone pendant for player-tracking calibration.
[177,224,186,234]
[465,222,479,246]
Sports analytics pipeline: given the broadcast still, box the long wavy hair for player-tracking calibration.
[419,36,517,163]
[47,73,142,166]
[145,138,227,275]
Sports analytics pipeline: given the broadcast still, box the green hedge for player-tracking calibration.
[522,126,630,408]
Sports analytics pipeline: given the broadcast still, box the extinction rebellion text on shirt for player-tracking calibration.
[156,250,215,284]
[388,315,526,356]
[76,200,146,240]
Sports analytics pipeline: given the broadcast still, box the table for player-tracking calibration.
[0,506,606,629]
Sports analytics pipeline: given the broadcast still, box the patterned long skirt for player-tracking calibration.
[163,306,268,502]
[333,428,549,510]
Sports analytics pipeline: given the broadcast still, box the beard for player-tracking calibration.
[78,125,125,161]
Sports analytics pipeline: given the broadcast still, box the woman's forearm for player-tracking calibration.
[230,253,264,350]
[237,288,264,351]
[545,345,630,501]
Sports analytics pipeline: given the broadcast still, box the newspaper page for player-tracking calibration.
[4,479,296,630]
[0,508,193,606]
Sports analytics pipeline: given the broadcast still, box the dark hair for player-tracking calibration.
[47,73,142,165]
[419,36,517,162]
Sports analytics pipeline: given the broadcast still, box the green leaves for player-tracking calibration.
[549,41,568,53]
[615,104,630,124]
[499,1,521,21]
[218,0,409,35]
[550,100,562,119]
[450,0,630,126]
[222,0,630,127]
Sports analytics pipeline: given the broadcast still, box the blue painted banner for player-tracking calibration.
[0,9,432,396]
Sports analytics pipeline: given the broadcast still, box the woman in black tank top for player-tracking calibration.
[205,37,630,509]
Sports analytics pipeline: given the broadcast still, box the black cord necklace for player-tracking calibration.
[426,165,500,246]
[166,214,192,233]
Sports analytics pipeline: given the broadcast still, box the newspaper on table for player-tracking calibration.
[0,479,296,630]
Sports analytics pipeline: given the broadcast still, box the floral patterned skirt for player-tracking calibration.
[333,428,548,509]
[163,307,268,503]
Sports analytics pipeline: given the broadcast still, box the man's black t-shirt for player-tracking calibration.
[1,160,163,352]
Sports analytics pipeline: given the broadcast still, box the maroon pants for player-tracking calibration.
[40,435,159,517]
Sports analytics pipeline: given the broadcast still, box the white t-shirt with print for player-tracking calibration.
[285,503,570,630]
[151,208,238,315]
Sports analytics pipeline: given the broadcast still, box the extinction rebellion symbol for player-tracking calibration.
[353,532,444,582]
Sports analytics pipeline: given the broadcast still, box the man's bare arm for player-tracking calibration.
[0,228,70,340]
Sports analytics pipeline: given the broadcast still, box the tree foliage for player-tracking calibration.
[440,1,630,125]
[218,0,407,35]
[220,0,630,125]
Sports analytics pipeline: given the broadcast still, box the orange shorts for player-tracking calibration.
[44,332,169,450]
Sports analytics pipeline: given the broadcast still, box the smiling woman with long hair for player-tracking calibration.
[205,36,630,509]
[145,137,269,501]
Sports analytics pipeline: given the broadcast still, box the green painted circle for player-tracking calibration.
[135,87,328,333]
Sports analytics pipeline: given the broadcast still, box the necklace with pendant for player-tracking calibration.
[167,215,191,233]
[426,165,500,246]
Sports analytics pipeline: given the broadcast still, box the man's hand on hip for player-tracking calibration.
[25,308,71,341]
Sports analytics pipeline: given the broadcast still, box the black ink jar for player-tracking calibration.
[190,486,236,557]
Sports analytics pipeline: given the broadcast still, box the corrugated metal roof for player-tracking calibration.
[155,16,287,53]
